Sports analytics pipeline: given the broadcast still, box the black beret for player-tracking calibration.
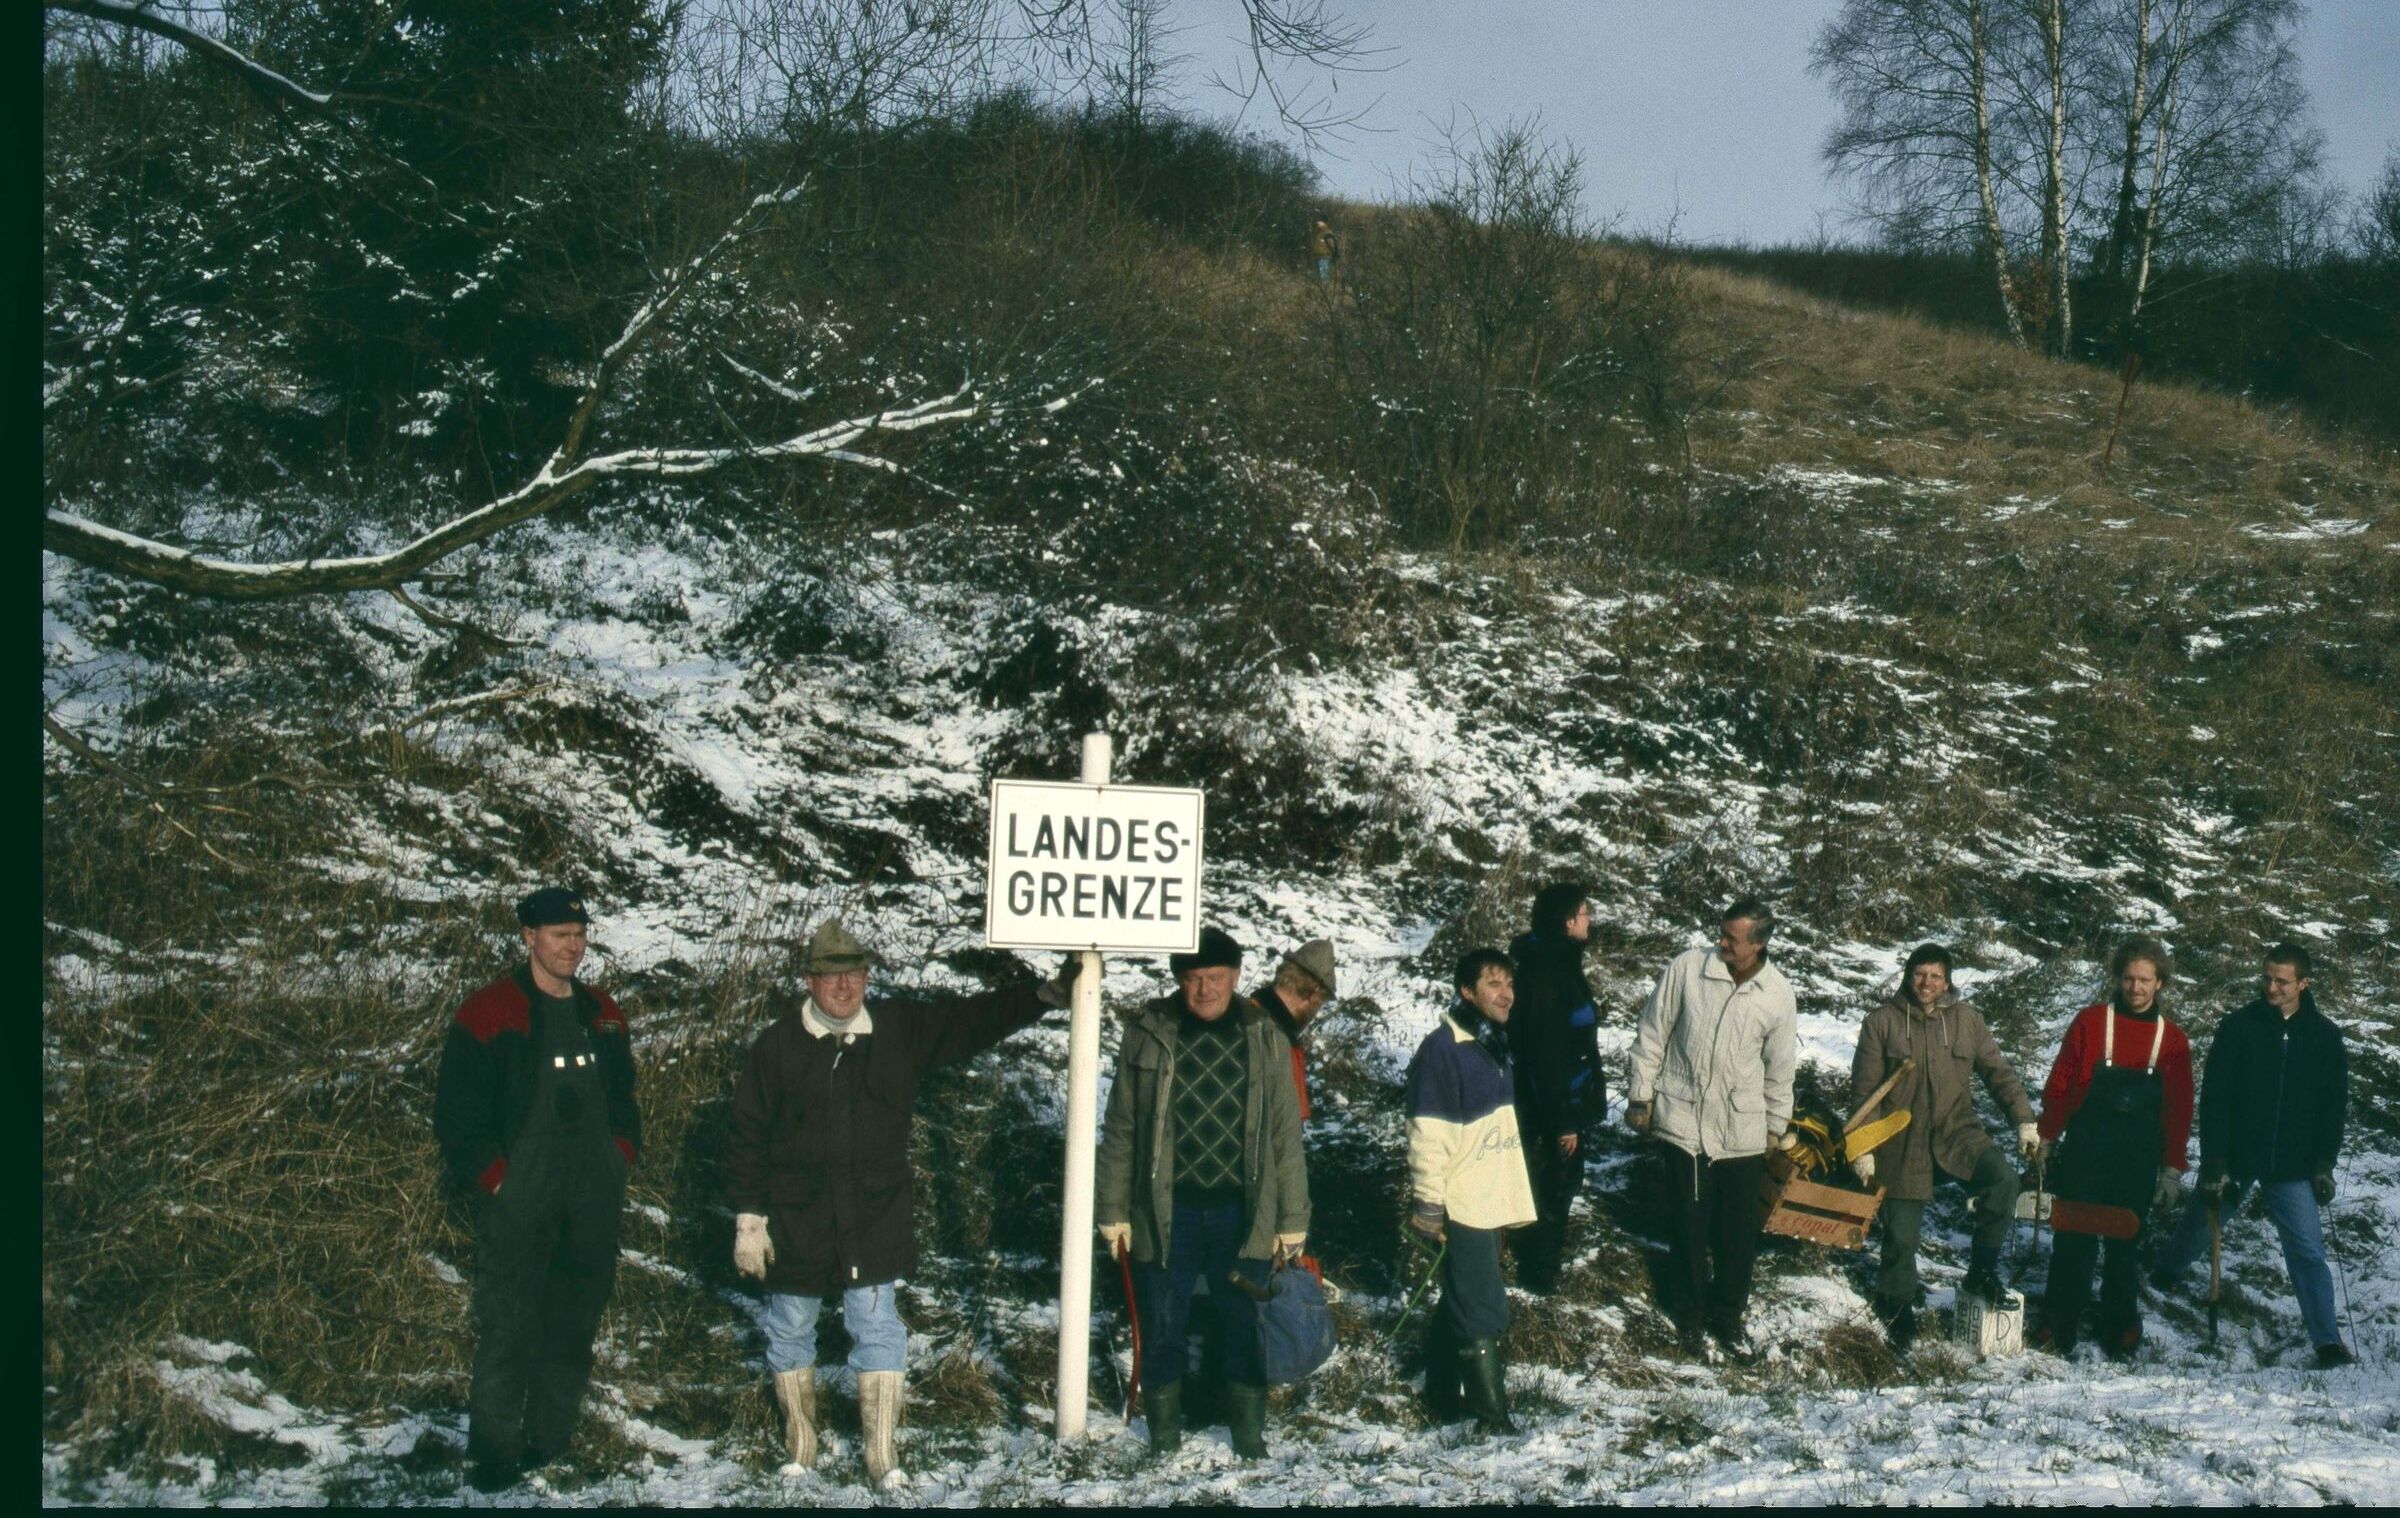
[517,887,591,928]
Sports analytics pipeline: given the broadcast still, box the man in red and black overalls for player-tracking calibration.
[434,888,642,1490]
[2032,936,2193,1360]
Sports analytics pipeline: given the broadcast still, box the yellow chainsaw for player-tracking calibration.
[1782,1059,1914,1182]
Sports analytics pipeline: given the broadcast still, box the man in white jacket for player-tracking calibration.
[1624,898,1798,1362]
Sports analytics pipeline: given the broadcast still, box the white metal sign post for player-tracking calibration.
[984,735,1204,1442]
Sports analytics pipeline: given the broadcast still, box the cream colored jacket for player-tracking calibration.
[1627,946,1798,1160]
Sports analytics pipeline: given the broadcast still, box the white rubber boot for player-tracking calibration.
[858,1369,904,1485]
[772,1367,818,1475]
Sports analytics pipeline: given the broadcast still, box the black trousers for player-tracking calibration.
[467,1149,624,1464]
[2043,1228,2144,1348]
[1515,1136,1584,1288]
[1437,1223,1510,1343]
[1659,1146,1767,1336]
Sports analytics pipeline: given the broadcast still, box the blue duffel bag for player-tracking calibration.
[1252,1262,1338,1385]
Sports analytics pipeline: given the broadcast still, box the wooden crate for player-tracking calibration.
[1759,1153,1882,1251]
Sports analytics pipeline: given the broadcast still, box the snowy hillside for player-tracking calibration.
[43,247,2400,1502]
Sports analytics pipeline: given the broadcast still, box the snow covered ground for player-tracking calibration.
[40,457,2400,1504]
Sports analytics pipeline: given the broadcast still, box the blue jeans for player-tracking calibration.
[1134,1201,1267,1389]
[762,1283,910,1373]
[2154,1179,2341,1348]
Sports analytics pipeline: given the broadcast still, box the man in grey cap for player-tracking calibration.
[723,918,1064,1486]
[1096,926,1310,1462]
[1253,939,1337,1121]
[434,887,642,1491]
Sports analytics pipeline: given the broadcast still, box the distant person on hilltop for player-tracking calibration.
[1624,898,1798,1364]
[1310,216,1339,282]
[1849,943,2038,1352]
[2150,943,2353,1367]
[1095,927,1309,1463]
[1506,882,1606,1294]
[1405,947,1539,1437]
[433,887,643,1493]
[722,919,1063,1486]
[2030,938,2193,1361]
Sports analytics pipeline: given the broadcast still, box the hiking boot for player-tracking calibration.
[1224,1382,1269,1461]
[1709,1321,1761,1366]
[1141,1381,1185,1458]
[1961,1256,2007,1305]
[1879,1302,1918,1352]
[467,1458,523,1495]
[1458,1338,1517,1437]
[1675,1321,1709,1361]
[2315,1343,2357,1369]
[2101,1322,2143,1364]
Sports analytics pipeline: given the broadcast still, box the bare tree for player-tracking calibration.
[2090,0,2318,325]
[44,6,1085,602]
[1813,0,2034,346]
[1816,0,2324,356]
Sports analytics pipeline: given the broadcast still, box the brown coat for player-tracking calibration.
[1850,992,2035,1202]
[723,984,1045,1293]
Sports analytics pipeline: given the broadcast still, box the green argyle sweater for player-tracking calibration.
[1173,1010,1249,1203]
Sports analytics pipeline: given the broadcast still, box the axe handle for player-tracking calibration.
[1844,1058,1916,1136]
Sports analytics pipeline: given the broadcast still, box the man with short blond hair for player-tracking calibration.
[435,887,642,1491]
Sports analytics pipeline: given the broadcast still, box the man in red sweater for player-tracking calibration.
[2031,937,2193,1360]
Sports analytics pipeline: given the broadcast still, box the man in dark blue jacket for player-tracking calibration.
[2151,943,2352,1365]
[434,888,642,1489]
[1507,882,1604,1293]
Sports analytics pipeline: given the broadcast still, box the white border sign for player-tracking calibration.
[984,778,1205,953]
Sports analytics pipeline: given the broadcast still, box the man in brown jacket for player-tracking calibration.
[1850,942,2039,1349]
[723,919,1061,1484]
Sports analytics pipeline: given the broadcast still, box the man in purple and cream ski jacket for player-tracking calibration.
[1404,947,1538,1437]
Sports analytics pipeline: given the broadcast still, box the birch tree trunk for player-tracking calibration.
[1969,0,2031,348]
[2128,2,2195,321]
[2106,0,2156,284]
[2040,0,2073,356]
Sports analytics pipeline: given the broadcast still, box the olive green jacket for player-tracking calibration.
[1851,992,2036,1201]
[1095,994,1310,1263]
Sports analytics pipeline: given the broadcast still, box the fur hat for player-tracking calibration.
[1169,926,1244,978]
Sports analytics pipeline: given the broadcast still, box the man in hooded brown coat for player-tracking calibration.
[1850,942,2038,1348]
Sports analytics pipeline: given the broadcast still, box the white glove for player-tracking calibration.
[2017,1122,2040,1158]
[1853,1152,1876,1186]
[1774,1128,1800,1152]
[734,1213,774,1280]
[1098,1221,1132,1253]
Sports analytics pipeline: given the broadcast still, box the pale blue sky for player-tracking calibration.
[1171,0,2399,245]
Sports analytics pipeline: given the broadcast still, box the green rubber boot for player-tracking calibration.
[1142,1381,1184,1459]
[1459,1338,1517,1437]
[1224,1382,1269,1461]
